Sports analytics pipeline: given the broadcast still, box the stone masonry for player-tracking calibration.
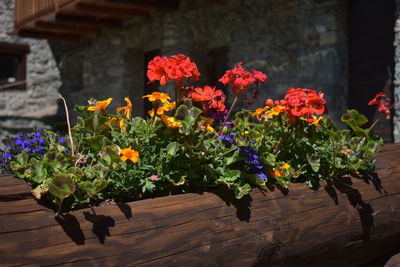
[58,0,348,124]
[394,0,400,142]
[0,0,61,147]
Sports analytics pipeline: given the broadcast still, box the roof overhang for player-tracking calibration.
[13,0,180,42]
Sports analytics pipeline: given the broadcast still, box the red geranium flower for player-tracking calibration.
[147,56,170,85]
[368,92,394,118]
[219,62,267,95]
[147,54,200,86]
[189,85,226,112]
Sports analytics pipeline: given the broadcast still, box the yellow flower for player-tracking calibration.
[120,147,139,163]
[266,105,286,116]
[142,92,171,103]
[148,107,164,117]
[161,114,182,128]
[87,98,113,111]
[255,138,261,142]
[252,106,269,120]
[200,117,214,132]
[148,101,176,117]
[280,163,291,169]
[116,97,132,120]
[311,116,323,127]
[241,131,250,135]
[162,101,176,112]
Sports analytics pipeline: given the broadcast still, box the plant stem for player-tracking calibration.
[58,94,75,156]
[355,118,381,148]
[219,95,239,134]
[56,198,64,216]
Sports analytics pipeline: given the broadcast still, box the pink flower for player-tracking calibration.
[150,175,159,181]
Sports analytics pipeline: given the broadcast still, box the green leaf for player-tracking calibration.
[341,109,368,136]
[223,150,240,165]
[217,169,241,186]
[79,179,108,198]
[234,183,251,199]
[175,104,202,135]
[306,154,320,172]
[165,142,179,158]
[142,179,156,193]
[85,135,111,153]
[48,173,76,201]
[31,158,48,183]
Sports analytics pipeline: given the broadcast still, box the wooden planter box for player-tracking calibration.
[1,144,400,266]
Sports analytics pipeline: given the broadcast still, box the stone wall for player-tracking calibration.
[394,0,400,142]
[0,0,61,146]
[58,0,348,123]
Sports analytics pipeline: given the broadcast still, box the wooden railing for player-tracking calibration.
[14,0,77,29]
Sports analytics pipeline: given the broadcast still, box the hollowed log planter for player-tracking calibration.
[1,144,400,266]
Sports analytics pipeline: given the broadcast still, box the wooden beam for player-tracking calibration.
[1,144,400,266]
[35,20,101,35]
[18,28,80,43]
[55,14,122,28]
[103,0,180,10]
[74,3,150,18]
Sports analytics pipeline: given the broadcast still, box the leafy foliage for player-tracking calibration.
[0,55,386,213]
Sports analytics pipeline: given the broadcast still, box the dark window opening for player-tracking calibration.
[0,42,29,90]
[143,49,160,115]
[348,0,395,142]
[207,46,229,92]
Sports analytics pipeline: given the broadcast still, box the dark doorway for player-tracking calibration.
[348,0,396,142]
[143,49,160,116]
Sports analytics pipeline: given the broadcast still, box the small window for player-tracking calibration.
[0,42,29,90]
[208,46,229,92]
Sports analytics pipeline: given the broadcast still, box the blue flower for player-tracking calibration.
[238,146,268,180]
[220,132,235,142]
[58,136,67,143]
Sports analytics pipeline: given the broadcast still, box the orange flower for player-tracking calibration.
[266,105,286,116]
[252,106,269,120]
[142,92,171,103]
[120,147,139,163]
[116,97,132,120]
[200,117,215,132]
[87,98,113,111]
[161,114,181,128]
[103,117,125,130]
[273,169,284,177]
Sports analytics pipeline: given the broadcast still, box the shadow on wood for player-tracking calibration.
[0,144,399,266]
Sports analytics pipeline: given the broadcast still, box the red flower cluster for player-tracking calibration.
[284,88,326,117]
[189,85,226,112]
[368,92,394,119]
[219,62,267,95]
[147,54,200,86]
[265,88,327,124]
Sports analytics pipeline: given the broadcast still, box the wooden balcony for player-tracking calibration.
[13,0,180,42]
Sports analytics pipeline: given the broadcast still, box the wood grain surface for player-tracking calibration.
[0,144,399,266]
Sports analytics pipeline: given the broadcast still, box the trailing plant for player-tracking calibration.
[0,54,392,213]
